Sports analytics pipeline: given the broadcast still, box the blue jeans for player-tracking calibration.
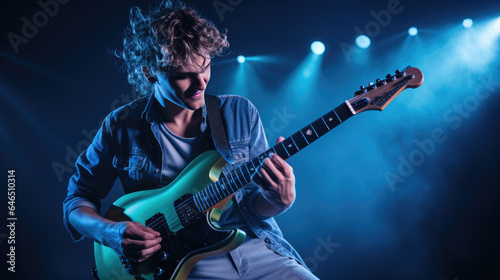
[188,236,319,280]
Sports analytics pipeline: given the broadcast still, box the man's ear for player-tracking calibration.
[142,66,157,83]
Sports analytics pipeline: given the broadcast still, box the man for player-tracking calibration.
[63,1,318,279]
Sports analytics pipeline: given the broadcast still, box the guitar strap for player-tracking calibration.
[205,94,235,164]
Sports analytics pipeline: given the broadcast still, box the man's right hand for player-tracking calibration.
[69,207,162,263]
[118,221,162,262]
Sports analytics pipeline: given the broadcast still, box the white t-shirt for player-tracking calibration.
[157,120,212,186]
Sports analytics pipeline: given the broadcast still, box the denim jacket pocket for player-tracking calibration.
[222,140,250,176]
[231,142,250,164]
[112,150,149,188]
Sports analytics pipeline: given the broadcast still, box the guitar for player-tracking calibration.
[94,66,424,280]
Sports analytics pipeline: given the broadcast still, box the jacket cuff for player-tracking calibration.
[63,200,98,242]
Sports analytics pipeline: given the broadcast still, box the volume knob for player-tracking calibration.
[160,252,168,261]
[155,267,164,276]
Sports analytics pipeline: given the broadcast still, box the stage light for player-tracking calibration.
[463,18,473,28]
[356,35,371,49]
[311,41,326,55]
[408,27,418,36]
[237,55,246,63]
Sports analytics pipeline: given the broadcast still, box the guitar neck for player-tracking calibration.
[193,102,354,212]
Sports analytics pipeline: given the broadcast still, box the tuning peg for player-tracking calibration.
[376,78,386,86]
[395,69,405,78]
[354,85,367,96]
[367,82,377,90]
[385,74,395,82]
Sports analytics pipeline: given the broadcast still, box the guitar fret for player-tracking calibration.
[205,187,214,202]
[320,116,331,130]
[258,154,266,164]
[193,194,200,210]
[281,141,290,157]
[222,178,231,194]
[244,163,253,178]
[225,180,232,194]
[221,180,231,196]
[234,170,243,186]
[203,192,210,210]
[299,130,310,144]
[198,192,208,210]
[333,109,342,123]
[223,179,231,195]
[290,136,299,150]
[194,194,204,211]
[301,126,319,144]
[273,146,289,160]
[220,183,227,197]
[206,186,215,201]
[239,166,251,182]
[228,174,238,192]
[281,138,298,155]
[249,160,257,174]
[309,124,319,138]
[293,132,308,150]
[204,189,214,206]
[214,185,222,200]
[208,188,216,205]
[209,186,218,201]
[231,172,240,188]
[313,118,330,136]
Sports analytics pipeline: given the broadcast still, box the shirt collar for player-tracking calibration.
[141,93,208,132]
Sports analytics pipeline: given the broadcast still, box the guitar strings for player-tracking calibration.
[147,105,354,231]
[144,105,354,231]
[143,105,353,233]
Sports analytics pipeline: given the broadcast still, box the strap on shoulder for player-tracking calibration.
[205,95,235,164]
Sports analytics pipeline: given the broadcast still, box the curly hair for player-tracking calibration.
[115,0,229,96]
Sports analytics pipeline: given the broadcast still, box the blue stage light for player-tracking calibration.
[408,27,418,36]
[237,55,246,63]
[356,35,371,49]
[311,41,326,55]
[463,18,473,28]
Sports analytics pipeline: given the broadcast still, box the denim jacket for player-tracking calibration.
[63,93,306,267]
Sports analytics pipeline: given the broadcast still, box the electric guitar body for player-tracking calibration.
[94,66,424,280]
[94,150,246,280]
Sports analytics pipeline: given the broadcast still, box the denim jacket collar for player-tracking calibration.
[141,92,208,133]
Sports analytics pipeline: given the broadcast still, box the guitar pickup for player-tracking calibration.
[174,194,202,228]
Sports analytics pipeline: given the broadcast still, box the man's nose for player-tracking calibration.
[192,73,207,90]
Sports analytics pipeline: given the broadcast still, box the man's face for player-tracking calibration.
[155,55,211,111]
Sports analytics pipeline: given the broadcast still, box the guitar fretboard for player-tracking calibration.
[193,102,354,212]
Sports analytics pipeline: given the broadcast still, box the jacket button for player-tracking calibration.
[155,169,159,173]
[234,155,239,160]
[264,238,270,244]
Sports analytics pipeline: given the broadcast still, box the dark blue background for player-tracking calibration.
[1,0,499,279]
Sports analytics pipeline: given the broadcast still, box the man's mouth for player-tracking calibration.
[185,90,204,97]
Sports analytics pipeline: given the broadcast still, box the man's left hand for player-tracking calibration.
[253,137,296,211]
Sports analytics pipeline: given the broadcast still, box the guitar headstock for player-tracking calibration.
[347,66,423,114]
